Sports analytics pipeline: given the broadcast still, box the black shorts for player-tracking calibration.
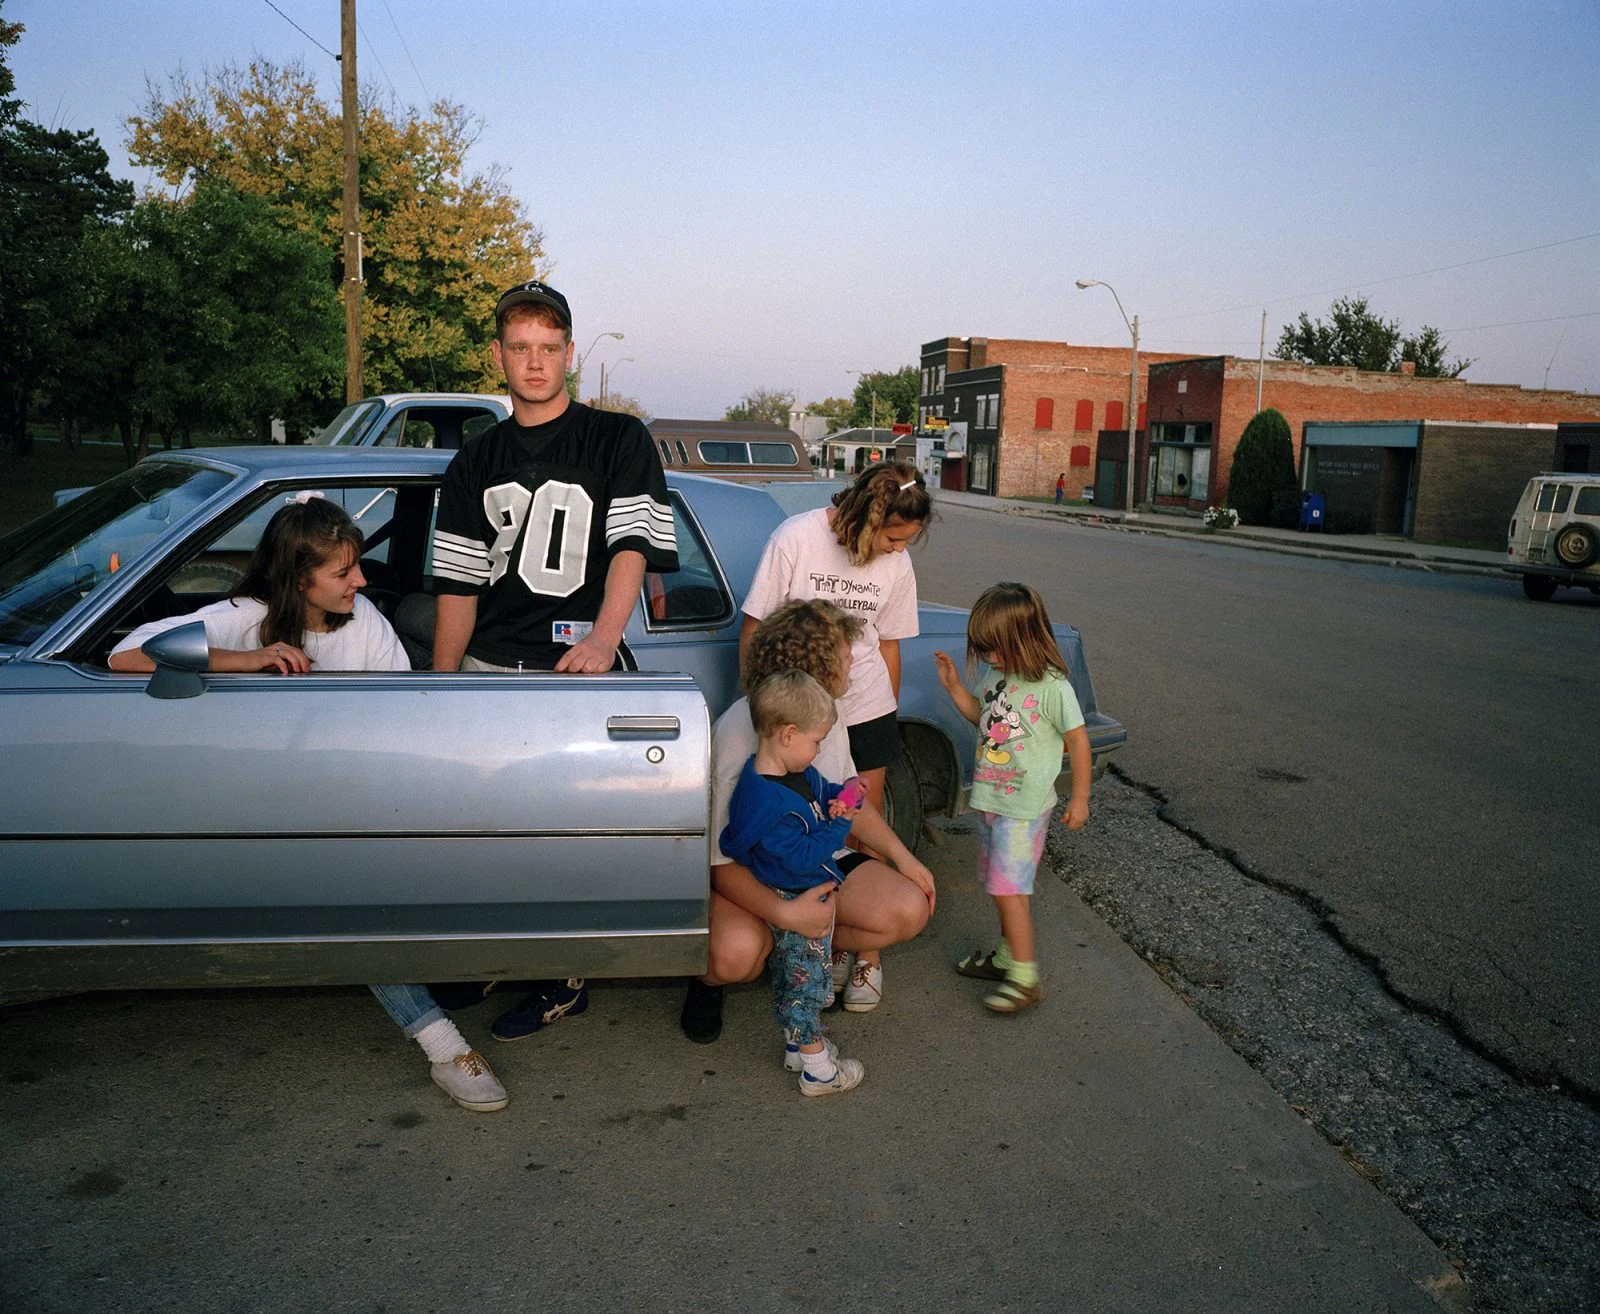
[846,710,902,772]
[835,852,872,878]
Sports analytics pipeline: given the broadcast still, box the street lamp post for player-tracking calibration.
[599,357,633,407]
[1075,279,1140,519]
[578,330,624,397]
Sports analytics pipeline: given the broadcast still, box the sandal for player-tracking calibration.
[983,980,1043,1014]
[955,949,1008,981]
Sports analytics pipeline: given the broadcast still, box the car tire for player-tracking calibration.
[167,560,247,594]
[1553,523,1598,569]
[1521,573,1558,602]
[882,747,923,855]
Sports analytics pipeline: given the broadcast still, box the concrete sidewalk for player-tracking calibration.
[0,824,1466,1313]
[934,487,1510,579]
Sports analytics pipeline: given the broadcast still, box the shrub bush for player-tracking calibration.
[1270,488,1302,529]
[1227,408,1297,526]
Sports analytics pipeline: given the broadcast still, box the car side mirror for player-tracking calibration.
[142,620,208,700]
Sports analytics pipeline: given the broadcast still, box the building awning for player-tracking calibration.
[1303,422,1421,449]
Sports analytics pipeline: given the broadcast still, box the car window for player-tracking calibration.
[658,439,673,465]
[310,400,383,446]
[1575,487,1600,516]
[643,497,733,629]
[1536,484,1556,513]
[83,481,408,666]
[0,463,231,648]
[698,441,751,465]
[462,412,500,445]
[375,413,410,447]
[675,441,689,464]
[1553,485,1573,514]
[749,442,799,467]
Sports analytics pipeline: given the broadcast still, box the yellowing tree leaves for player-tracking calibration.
[128,60,547,396]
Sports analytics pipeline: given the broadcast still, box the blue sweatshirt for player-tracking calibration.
[718,758,855,893]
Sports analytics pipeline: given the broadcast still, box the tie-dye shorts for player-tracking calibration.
[974,806,1052,897]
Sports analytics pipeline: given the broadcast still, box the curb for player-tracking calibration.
[946,497,1509,581]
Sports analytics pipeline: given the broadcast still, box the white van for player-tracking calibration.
[1505,473,1600,600]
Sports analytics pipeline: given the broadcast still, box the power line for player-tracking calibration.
[380,0,431,102]
[1146,232,1600,327]
[261,0,338,61]
[357,20,399,101]
[1438,310,1600,334]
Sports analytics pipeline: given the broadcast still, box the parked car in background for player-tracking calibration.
[1505,472,1600,600]
[0,448,1125,997]
[311,394,815,483]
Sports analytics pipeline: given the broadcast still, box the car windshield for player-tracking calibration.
[310,400,383,446]
[0,462,230,648]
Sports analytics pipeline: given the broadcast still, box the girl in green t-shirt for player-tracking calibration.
[934,582,1092,1014]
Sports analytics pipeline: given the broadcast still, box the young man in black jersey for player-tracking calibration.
[431,279,679,1041]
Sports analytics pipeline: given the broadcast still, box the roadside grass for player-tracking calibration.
[1,431,260,537]
[0,441,130,537]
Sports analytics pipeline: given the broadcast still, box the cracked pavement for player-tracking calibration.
[1043,768,1600,1314]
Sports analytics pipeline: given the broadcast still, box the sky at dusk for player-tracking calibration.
[9,0,1598,420]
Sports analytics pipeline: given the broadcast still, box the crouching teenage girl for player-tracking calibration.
[737,462,931,1013]
[680,599,935,1043]
[933,582,1091,1014]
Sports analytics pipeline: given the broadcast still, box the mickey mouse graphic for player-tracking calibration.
[978,677,1025,766]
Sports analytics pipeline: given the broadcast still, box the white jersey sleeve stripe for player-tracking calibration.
[605,516,676,551]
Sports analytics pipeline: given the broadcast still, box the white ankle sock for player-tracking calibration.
[799,1046,838,1080]
[414,1017,471,1064]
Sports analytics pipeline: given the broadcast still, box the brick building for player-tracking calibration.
[1133,356,1600,515]
[917,336,1192,497]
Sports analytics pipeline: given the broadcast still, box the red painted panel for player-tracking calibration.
[1106,400,1124,430]
[1074,399,1093,430]
[1034,397,1054,429]
[1070,444,1091,468]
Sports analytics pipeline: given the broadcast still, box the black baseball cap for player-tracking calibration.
[495,279,572,331]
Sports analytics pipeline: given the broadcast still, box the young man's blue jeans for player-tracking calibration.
[369,984,444,1036]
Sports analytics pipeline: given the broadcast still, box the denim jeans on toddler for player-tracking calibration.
[768,888,832,1045]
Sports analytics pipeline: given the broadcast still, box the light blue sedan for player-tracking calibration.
[0,448,1125,997]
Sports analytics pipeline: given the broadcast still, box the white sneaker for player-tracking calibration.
[430,1050,509,1112]
[843,958,883,1013]
[825,950,851,1009]
[783,1030,838,1072]
[799,1057,865,1097]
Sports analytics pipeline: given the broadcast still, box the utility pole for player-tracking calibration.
[1256,308,1267,412]
[340,0,362,402]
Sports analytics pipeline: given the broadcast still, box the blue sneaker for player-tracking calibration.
[490,978,588,1042]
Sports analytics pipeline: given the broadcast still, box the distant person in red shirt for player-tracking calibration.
[1054,472,1066,505]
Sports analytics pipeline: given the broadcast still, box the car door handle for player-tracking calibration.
[606,715,680,738]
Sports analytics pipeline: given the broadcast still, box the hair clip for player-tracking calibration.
[292,491,325,504]
[898,479,916,490]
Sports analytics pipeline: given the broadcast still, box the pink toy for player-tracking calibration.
[836,776,868,810]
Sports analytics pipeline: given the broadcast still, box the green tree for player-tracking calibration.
[63,183,342,462]
[126,59,547,404]
[1275,295,1471,378]
[0,5,133,454]
[586,392,650,423]
[725,387,795,426]
[805,396,853,432]
[1226,408,1298,526]
[848,366,918,427]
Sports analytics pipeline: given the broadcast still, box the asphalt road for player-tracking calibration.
[913,505,1600,1098]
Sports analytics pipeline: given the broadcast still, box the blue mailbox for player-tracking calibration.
[1299,492,1325,532]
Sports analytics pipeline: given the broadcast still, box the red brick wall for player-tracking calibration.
[986,347,1192,499]
[1150,357,1600,509]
